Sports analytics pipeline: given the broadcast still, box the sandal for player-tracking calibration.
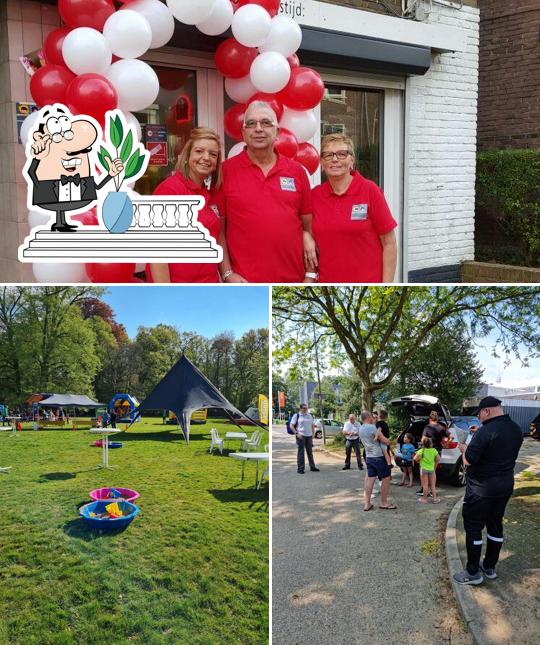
[364,504,374,512]
[379,504,397,510]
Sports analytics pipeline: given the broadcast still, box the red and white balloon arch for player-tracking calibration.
[24,0,326,283]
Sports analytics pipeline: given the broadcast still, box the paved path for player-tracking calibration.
[272,426,470,645]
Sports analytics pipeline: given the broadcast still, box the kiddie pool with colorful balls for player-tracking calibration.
[79,487,140,531]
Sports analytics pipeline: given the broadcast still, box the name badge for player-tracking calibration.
[280,177,296,192]
[351,204,368,220]
[209,204,220,218]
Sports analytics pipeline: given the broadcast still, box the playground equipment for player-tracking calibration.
[169,408,207,425]
[109,394,140,423]
[90,487,140,503]
[79,500,140,531]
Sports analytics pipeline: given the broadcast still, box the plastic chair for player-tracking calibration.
[257,444,269,489]
[209,428,224,454]
[244,429,262,452]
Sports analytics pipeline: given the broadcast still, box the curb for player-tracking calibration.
[445,497,489,645]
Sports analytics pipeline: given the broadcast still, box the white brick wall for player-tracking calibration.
[405,4,479,274]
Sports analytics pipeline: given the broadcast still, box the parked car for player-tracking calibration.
[390,394,468,486]
[314,418,343,439]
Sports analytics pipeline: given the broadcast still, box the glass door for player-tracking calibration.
[316,72,405,281]
[321,86,383,184]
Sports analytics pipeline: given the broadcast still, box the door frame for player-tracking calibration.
[317,69,405,282]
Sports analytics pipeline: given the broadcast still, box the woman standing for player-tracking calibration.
[147,128,245,283]
[311,134,398,283]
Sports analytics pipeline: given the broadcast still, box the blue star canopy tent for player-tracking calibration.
[136,355,260,443]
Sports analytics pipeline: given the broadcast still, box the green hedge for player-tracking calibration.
[476,149,540,267]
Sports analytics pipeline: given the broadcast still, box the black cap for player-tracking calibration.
[473,396,502,414]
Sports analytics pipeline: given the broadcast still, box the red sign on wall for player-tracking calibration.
[147,142,168,167]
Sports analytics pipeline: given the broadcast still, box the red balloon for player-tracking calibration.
[30,65,76,107]
[236,0,280,16]
[296,142,320,175]
[86,263,136,283]
[248,92,283,122]
[278,66,325,111]
[274,128,298,159]
[66,74,117,123]
[224,103,247,141]
[58,0,115,31]
[43,27,72,67]
[215,38,258,79]
[72,208,99,226]
[287,54,301,69]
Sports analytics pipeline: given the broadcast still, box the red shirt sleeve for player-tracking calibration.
[370,184,397,236]
[297,165,313,216]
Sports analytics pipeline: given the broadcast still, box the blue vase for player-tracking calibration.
[102,191,133,234]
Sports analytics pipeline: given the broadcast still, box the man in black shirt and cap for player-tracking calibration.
[453,396,523,585]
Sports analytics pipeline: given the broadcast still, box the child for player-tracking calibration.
[398,433,416,487]
[414,436,440,503]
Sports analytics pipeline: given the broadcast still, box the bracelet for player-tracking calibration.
[305,272,319,279]
[221,270,233,281]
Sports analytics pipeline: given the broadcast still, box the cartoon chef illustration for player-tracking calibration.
[25,105,123,232]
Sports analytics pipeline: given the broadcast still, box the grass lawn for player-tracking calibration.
[0,419,268,645]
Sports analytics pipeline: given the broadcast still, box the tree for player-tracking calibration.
[273,286,540,409]
[381,322,484,412]
[0,286,104,402]
[231,328,269,410]
[132,324,182,399]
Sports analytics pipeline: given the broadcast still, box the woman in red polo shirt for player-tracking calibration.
[146,128,245,283]
[312,134,398,283]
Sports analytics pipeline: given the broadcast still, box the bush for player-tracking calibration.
[331,431,345,445]
[476,149,540,267]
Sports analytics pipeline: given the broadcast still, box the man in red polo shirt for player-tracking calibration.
[220,101,317,283]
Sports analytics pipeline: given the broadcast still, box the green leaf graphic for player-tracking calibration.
[98,146,112,172]
[109,116,121,148]
[114,114,124,146]
[124,150,141,178]
[120,130,133,164]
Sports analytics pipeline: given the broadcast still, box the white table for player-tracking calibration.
[229,452,269,487]
[225,431,248,449]
[89,428,122,469]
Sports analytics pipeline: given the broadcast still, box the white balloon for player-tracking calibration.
[167,0,216,26]
[123,111,142,141]
[32,263,89,284]
[227,142,246,159]
[196,0,233,36]
[259,15,302,57]
[103,10,152,59]
[280,107,318,143]
[225,75,257,104]
[122,0,175,49]
[232,5,272,48]
[62,27,111,76]
[28,209,50,229]
[20,111,40,145]
[107,59,159,111]
[250,51,290,94]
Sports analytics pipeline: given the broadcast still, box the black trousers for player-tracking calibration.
[462,492,510,575]
[296,435,316,472]
[345,439,363,468]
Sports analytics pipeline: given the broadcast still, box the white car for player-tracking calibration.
[314,418,343,439]
[390,394,468,486]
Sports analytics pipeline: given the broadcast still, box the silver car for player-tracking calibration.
[314,418,343,439]
[390,394,468,486]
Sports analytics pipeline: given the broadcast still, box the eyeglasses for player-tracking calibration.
[243,119,277,129]
[321,150,352,161]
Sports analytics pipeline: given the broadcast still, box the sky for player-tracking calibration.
[101,286,269,339]
[473,332,540,389]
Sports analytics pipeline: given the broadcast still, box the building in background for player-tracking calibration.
[1,0,479,282]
